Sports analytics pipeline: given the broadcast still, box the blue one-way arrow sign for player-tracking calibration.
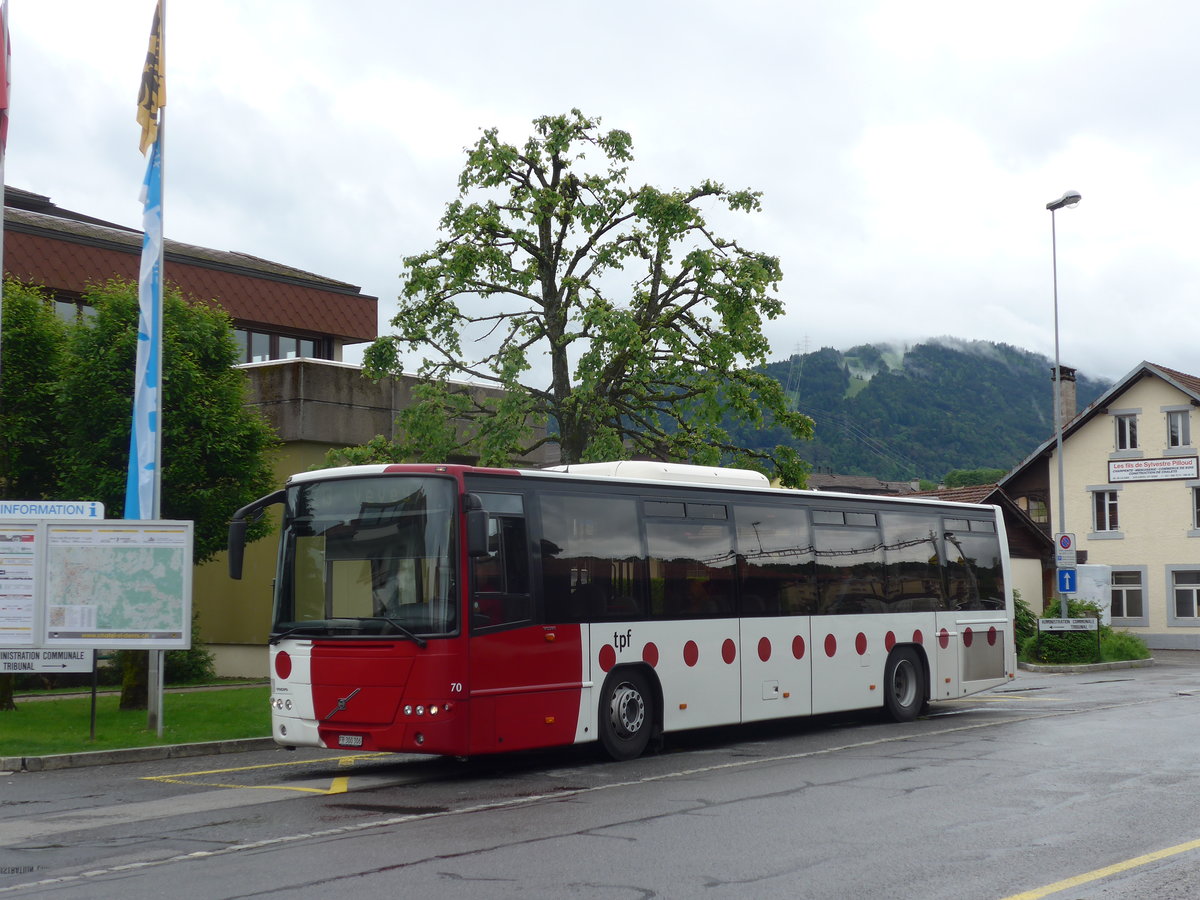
[1057,568,1078,594]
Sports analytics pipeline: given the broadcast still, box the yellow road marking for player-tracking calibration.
[1001,838,1200,899]
[142,752,389,795]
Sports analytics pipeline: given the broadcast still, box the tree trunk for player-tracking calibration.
[0,674,16,711]
[118,652,149,710]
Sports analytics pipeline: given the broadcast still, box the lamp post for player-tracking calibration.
[1047,190,1081,617]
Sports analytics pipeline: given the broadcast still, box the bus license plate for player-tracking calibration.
[338,734,363,747]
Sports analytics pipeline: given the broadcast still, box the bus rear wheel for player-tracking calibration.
[883,648,924,723]
[599,669,654,761]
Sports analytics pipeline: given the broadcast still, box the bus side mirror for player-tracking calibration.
[228,519,248,580]
[464,493,490,557]
[467,509,489,558]
[228,489,285,579]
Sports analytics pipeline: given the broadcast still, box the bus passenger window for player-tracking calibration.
[734,504,815,616]
[646,516,735,619]
[813,511,885,615]
[942,518,1005,610]
[538,494,647,623]
[471,494,532,630]
[881,511,946,611]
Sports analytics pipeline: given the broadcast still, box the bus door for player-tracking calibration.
[734,504,815,722]
[931,611,962,700]
[466,490,583,754]
[937,516,1011,698]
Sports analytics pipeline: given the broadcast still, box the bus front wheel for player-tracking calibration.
[883,648,924,723]
[599,669,654,761]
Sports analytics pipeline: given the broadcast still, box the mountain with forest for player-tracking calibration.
[729,338,1111,482]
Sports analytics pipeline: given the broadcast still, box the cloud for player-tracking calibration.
[10,0,1200,383]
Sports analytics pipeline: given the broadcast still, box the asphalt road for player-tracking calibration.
[4,653,1200,899]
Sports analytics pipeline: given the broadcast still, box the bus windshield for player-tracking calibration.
[273,476,458,640]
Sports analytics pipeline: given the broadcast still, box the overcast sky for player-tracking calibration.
[8,1,1199,382]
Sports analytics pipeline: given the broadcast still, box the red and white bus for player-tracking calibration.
[228,461,1015,761]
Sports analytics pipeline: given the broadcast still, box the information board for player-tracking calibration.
[0,520,192,650]
[0,525,37,645]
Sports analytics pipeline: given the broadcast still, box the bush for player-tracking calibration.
[1026,628,1101,664]
[1013,589,1037,648]
[1101,630,1151,662]
[1019,596,1150,665]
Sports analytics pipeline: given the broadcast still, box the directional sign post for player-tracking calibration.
[1038,617,1101,660]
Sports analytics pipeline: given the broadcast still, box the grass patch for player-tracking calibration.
[0,686,270,757]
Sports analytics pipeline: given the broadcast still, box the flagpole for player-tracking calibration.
[149,0,165,737]
[131,0,167,736]
[0,0,10,383]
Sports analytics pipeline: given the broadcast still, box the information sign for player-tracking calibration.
[0,526,37,645]
[0,519,192,650]
[0,501,105,520]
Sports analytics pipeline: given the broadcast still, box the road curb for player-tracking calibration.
[1,737,277,773]
[1018,657,1156,674]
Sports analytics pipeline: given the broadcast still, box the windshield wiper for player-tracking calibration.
[372,616,428,649]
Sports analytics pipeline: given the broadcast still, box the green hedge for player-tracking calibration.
[1019,597,1150,664]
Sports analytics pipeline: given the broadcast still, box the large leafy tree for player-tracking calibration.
[0,281,68,500]
[55,280,278,562]
[0,282,67,711]
[0,279,278,710]
[356,110,813,484]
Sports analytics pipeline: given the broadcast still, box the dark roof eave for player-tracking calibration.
[4,212,366,297]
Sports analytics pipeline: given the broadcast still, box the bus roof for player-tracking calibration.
[548,461,771,487]
[285,462,1000,516]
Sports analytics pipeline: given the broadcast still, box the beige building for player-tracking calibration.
[1004,361,1200,648]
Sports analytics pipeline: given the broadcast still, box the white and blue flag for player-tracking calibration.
[126,2,166,521]
[125,138,163,520]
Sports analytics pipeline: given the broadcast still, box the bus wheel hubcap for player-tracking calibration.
[610,684,645,738]
[893,661,916,707]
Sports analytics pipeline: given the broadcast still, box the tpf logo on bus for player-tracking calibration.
[614,629,633,653]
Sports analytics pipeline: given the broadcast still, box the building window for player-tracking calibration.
[233,328,325,364]
[1194,488,1200,530]
[53,297,98,324]
[1168,410,1191,448]
[1094,490,1119,532]
[1115,414,1138,450]
[1173,571,1200,618]
[1111,571,1143,618]
[1025,498,1048,524]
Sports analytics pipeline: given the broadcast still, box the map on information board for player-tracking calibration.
[43,522,192,648]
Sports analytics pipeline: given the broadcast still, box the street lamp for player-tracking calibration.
[1047,190,1081,617]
